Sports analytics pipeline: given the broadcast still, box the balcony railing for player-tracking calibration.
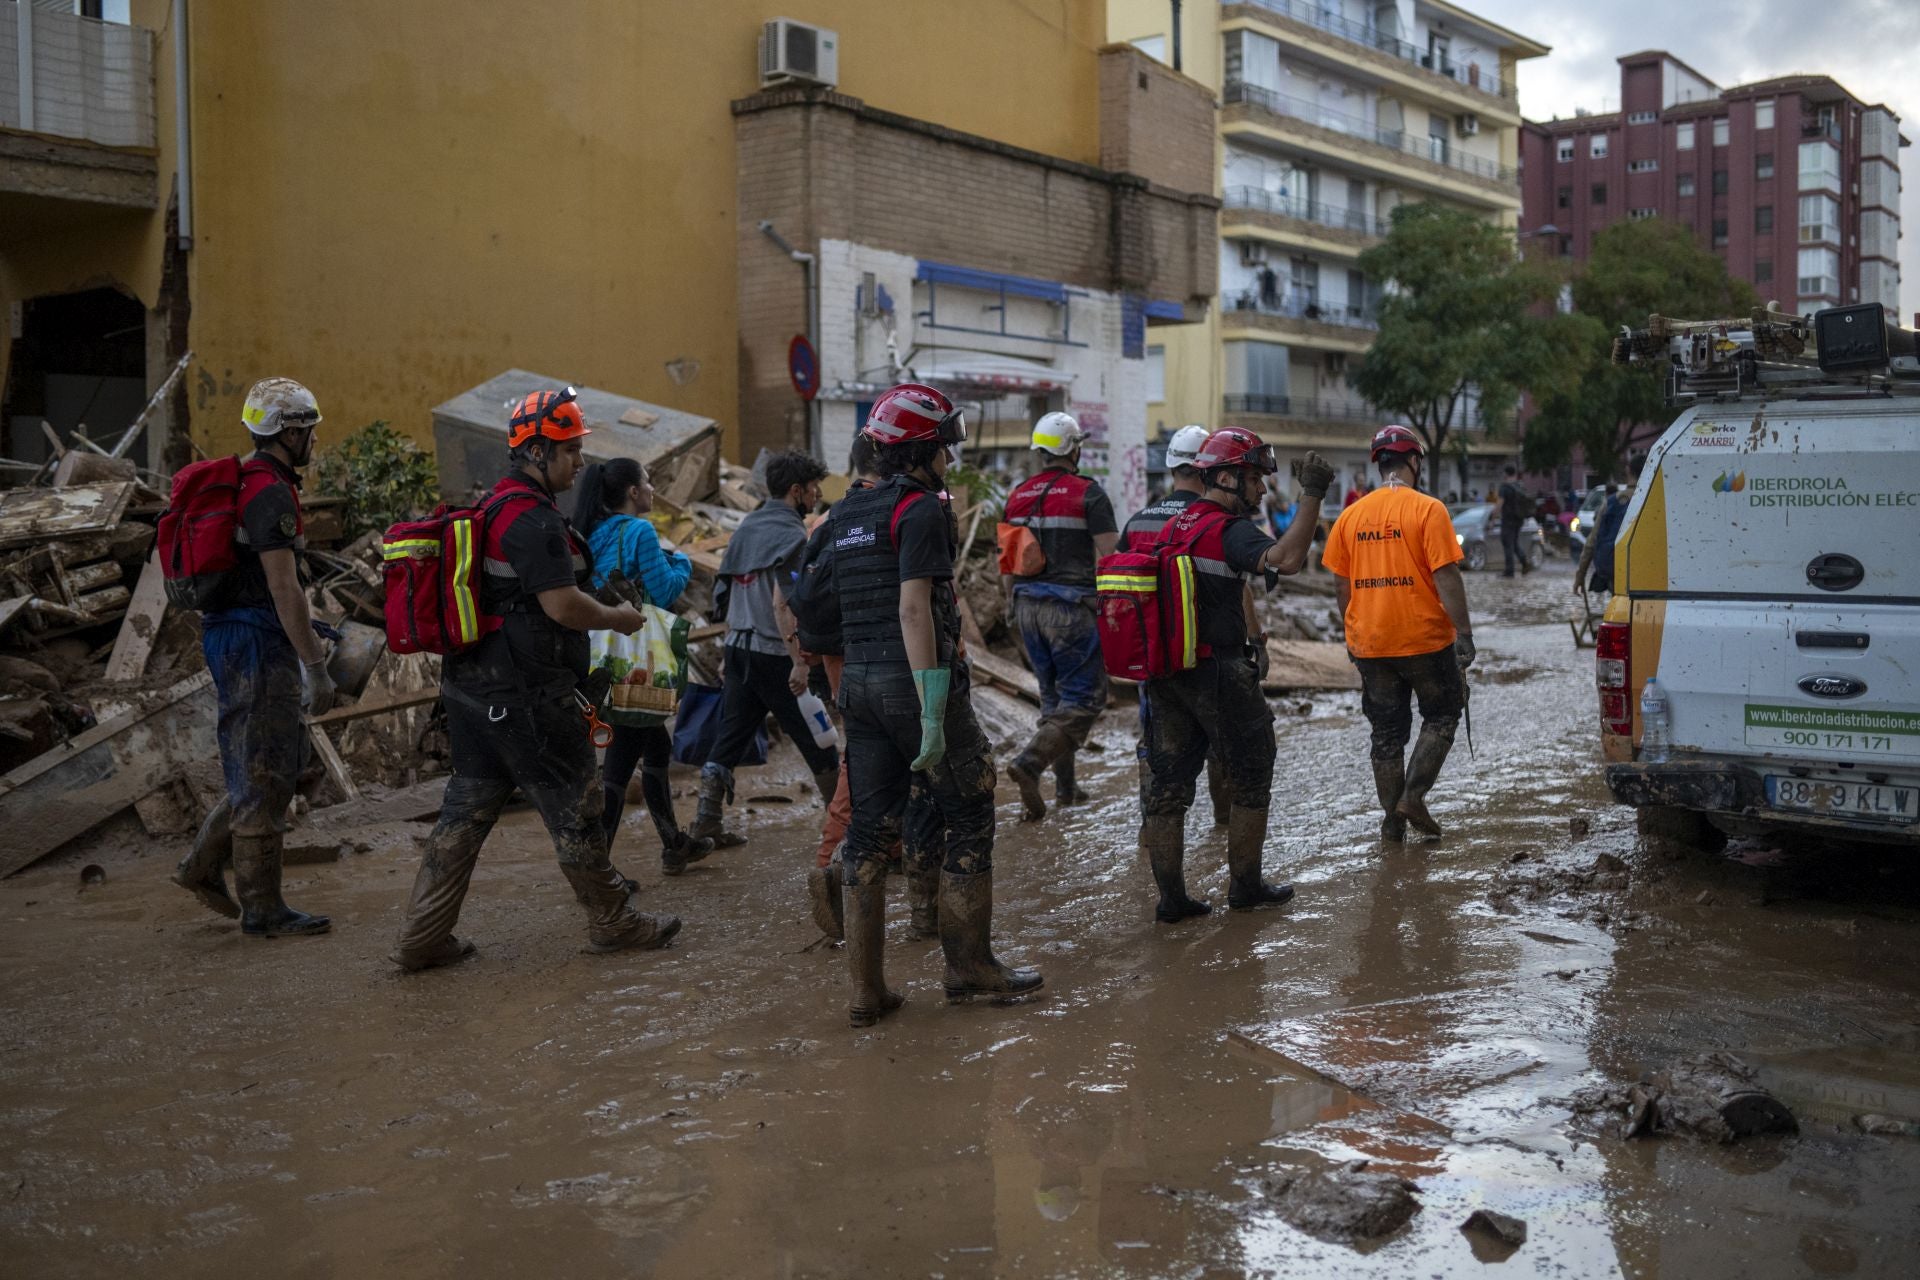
[1223,185,1389,238]
[1223,392,1507,432]
[1225,291,1380,331]
[1223,80,1519,186]
[0,6,155,148]
[1231,0,1517,102]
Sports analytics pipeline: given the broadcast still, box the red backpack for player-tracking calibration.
[157,455,277,610]
[379,489,531,655]
[1095,546,1200,682]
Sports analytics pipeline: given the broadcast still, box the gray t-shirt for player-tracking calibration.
[725,555,798,656]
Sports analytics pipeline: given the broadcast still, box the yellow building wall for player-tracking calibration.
[9,0,1106,461]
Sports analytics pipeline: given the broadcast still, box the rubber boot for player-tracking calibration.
[1007,722,1072,823]
[171,796,238,919]
[1225,806,1294,910]
[1394,728,1453,839]
[564,863,681,952]
[812,766,841,808]
[1372,756,1408,843]
[905,861,940,939]
[845,883,904,1028]
[1053,752,1090,806]
[689,763,747,848]
[807,843,846,942]
[661,830,713,877]
[1206,753,1231,830]
[937,869,1043,1002]
[1142,812,1210,923]
[232,833,331,937]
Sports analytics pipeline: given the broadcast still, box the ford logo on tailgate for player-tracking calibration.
[1799,674,1867,699]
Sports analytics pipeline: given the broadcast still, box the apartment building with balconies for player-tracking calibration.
[1520,51,1905,320]
[1113,0,1546,498]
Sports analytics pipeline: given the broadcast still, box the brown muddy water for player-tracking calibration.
[3,562,1918,1277]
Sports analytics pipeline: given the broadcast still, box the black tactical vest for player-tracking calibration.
[832,476,959,665]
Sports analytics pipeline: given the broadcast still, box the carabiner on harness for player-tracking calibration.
[574,689,614,749]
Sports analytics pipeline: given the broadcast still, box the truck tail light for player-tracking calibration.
[1597,620,1632,736]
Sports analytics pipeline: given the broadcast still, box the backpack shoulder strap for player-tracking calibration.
[890,486,933,547]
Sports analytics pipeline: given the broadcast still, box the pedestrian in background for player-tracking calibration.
[691,450,839,848]
[1493,464,1532,577]
[1322,426,1474,843]
[1000,413,1118,823]
[170,378,335,937]
[1575,454,1642,596]
[572,458,713,876]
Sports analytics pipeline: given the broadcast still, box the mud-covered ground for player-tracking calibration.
[4,561,1919,1278]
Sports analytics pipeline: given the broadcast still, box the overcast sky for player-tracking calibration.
[1470,0,1920,316]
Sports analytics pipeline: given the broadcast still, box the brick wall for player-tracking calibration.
[1098,44,1217,198]
[733,87,1219,460]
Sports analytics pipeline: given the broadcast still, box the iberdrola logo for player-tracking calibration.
[1711,470,1746,494]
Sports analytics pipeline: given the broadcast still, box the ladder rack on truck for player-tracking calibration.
[1612,302,1920,406]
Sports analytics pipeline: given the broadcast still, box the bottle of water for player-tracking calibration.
[796,690,839,750]
[1639,677,1671,763]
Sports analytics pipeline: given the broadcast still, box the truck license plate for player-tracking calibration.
[1765,776,1918,824]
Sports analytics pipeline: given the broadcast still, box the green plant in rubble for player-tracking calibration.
[313,420,439,540]
[943,461,1003,513]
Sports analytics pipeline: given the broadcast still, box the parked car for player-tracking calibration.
[1448,503,1545,572]
[1565,488,1608,560]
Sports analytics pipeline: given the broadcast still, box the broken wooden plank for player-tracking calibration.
[967,651,1042,706]
[52,452,138,488]
[688,622,727,642]
[1262,638,1361,693]
[105,549,169,682]
[308,724,361,804]
[0,670,216,878]
[108,349,194,460]
[0,483,137,551]
[305,778,446,831]
[307,684,441,729]
[0,597,29,637]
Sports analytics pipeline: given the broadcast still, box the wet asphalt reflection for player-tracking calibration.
[2,558,1918,1277]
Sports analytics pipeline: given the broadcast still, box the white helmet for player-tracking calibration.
[1165,424,1210,471]
[1030,411,1087,456]
[240,378,322,438]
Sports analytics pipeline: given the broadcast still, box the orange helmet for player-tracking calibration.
[507,386,590,449]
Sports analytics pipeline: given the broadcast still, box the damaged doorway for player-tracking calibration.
[2,288,148,478]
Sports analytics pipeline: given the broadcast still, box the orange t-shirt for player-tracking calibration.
[1321,483,1464,659]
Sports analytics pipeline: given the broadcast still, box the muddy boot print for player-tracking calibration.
[171,796,238,919]
[232,832,331,937]
[1142,811,1209,923]
[689,763,747,848]
[937,869,1043,1003]
[1394,727,1453,839]
[1372,756,1408,843]
[844,882,903,1028]
[1224,806,1294,910]
[808,842,846,942]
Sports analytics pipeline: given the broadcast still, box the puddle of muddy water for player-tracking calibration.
[3,562,1920,1277]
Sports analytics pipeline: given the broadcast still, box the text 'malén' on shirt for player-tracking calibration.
[1320,483,1463,659]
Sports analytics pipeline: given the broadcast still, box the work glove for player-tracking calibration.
[303,658,337,717]
[910,667,951,772]
[1454,633,1477,671]
[1291,450,1335,500]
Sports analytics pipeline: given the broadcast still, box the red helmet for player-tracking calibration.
[1370,425,1424,462]
[507,386,590,449]
[1193,426,1277,475]
[861,382,967,446]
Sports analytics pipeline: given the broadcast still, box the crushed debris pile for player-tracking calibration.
[1565,1052,1798,1143]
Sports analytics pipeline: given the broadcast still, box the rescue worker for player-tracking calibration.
[390,387,679,971]
[1001,413,1119,823]
[835,383,1042,1027]
[691,450,839,848]
[1321,426,1475,841]
[170,378,335,936]
[1119,425,1230,827]
[1140,429,1332,923]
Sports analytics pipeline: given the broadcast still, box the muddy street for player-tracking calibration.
[3,561,1918,1278]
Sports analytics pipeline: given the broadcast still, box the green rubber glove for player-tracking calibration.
[910,667,951,771]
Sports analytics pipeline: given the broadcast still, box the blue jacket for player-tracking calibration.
[588,513,691,608]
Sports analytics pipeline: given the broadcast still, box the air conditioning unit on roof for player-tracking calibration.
[760,18,839,89]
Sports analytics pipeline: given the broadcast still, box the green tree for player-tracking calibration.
[1351,203,1586,486]
[1523,218,1758,476]
[312,420,440,541]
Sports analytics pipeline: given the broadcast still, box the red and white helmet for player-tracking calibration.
[1193,426,1277,475]
[1370,425,1424,462]
[860,382,967,446]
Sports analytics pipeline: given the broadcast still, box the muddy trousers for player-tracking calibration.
[203,614,307,839]
[710,643,840,776]
[814,654,908,870]
[393,692,644,960]
[1356,646,1463,835]
[1011,593,1107,762]
[1136,698,1229,823]
[600,722,679,851]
